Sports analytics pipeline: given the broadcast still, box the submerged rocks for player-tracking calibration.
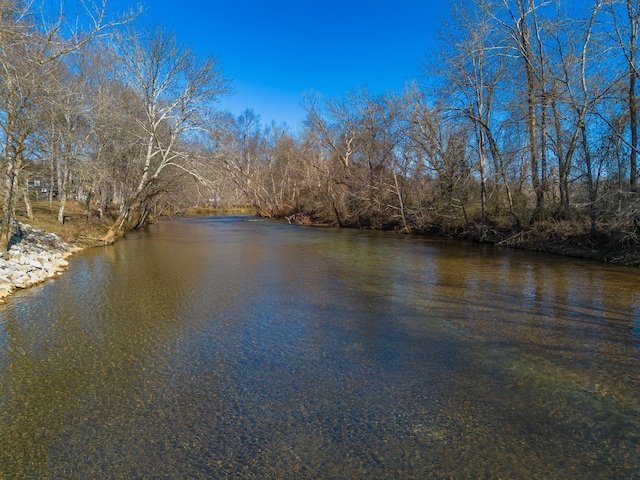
[0,222,80,302]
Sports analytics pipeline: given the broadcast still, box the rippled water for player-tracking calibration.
[0,216,638,478]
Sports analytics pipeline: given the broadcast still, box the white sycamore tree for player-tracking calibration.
[101,26,230,243]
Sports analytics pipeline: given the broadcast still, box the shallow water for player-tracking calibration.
[0,216,638,478]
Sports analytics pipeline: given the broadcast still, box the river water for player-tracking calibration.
[0,216,638,478]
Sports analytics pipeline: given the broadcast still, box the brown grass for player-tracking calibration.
[15,201,112,248]
[13,202,257,249]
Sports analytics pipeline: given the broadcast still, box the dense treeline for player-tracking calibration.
[227,0,640,259]
[2,0,640,258]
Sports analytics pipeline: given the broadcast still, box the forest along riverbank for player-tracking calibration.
[284,212,640,266]
[0,222,80,302]
[2,205,639,305]
[1,217,638,305]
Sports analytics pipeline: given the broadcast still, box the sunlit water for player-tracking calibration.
[0,216,638,478]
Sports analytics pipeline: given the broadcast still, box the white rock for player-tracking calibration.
[28,258,43,269]
[0,222,79,300]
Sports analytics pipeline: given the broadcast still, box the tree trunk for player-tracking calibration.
[525,55,543,222]
[553,101,571,218]
[581,124,597,235]
[57,165,70,224]
[477,125,487,224]
[630,45,638,192]
[540,95,549,200]
[628,0,639,192]
[517,1,544,222]
[0,116,22,251]
[21,181,34,220]
[0,170,18,250]
[102,205,131,244]
[484,124,519,225]
[49,156,55,206]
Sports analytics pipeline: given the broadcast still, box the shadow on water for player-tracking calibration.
[0,216,638,478]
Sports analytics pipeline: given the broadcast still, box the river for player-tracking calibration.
[0,216,638,478]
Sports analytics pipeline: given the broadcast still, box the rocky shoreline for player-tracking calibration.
[0,222,81,302]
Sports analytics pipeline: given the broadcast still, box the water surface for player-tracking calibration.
[0,216,638,478]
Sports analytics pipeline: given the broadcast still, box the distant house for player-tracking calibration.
[26,176,57,199]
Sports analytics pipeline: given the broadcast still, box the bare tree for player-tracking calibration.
[442,0,517,225]
[507,0,546,220]
[101,25,230,243]
[0,0,132,250]
[39,60,94,224]
[607,0,640,192]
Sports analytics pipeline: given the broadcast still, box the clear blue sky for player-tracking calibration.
[108,0,449,131]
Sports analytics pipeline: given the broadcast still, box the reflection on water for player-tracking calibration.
[0,216,638,478]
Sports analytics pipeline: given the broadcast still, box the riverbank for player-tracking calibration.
[0,202,112,303]
[2,202,637,304]
[0,202,258,302]
[0,222,81,301]
[455,221,640,266]
[284,213,640,266]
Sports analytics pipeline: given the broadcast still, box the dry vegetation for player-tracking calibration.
[11,200,640,267]
[184,206,256,216]
[15,202,112,249]
[459,219,640,266]
[12,202,257,250]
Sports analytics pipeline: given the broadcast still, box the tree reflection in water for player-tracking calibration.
[0,216,638,478]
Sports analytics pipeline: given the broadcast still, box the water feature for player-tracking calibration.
[0,216,638,478]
